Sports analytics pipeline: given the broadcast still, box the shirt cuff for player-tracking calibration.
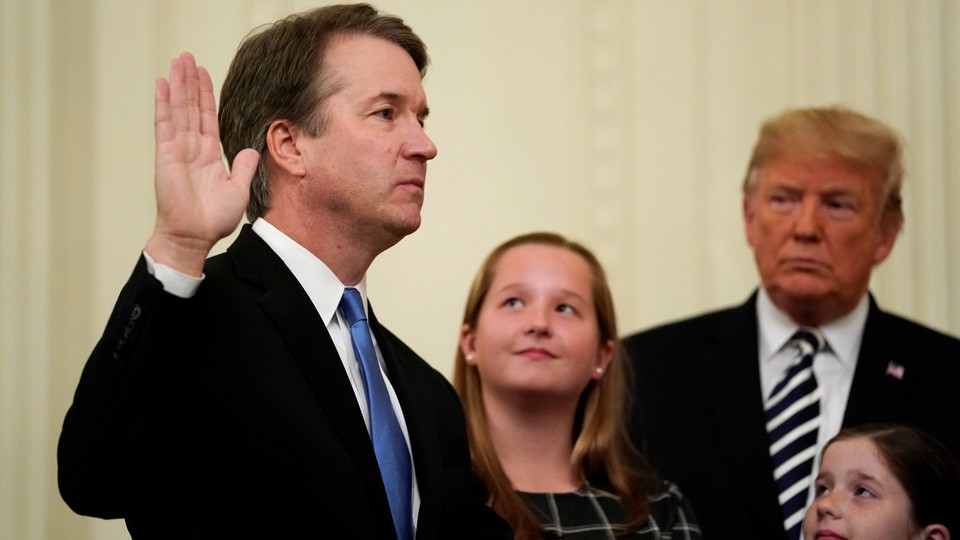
[142,250,204,299]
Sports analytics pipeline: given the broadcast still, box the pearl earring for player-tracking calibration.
[466,353,475,362]
[596,367,603,375]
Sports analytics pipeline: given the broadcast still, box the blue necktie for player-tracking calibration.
[339,287,413,540]
[765,328,824,540]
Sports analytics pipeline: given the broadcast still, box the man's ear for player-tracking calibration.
[743,195,759,249]
[920,523,950,540]
[265,119,306,177]
[872,213,901,266]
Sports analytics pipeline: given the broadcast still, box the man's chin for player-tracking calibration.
[773,271,832,295]
[767,278,833,306]
[385,215,422,240]
[784,287,828,302]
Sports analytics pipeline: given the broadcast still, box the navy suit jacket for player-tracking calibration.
[58,225,511,539]
[622,290,960,540]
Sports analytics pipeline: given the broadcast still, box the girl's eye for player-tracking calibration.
[556,304,575,315]
[853,486,876,499]
[504,298,523,308]
[813,483,829,497]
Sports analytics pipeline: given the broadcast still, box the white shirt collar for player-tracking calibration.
[756,287,868,368]
[251,218,367,324]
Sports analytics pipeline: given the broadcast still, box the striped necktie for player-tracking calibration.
[339,287,413,540]
[764,328,824,540]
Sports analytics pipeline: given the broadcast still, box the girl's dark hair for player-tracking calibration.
[826,423,960,532]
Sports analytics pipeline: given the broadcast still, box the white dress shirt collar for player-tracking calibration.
[756,287,868,368]
[251,218,367,323]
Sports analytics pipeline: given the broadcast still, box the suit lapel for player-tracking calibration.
[702,302,768,454]
[702,294,786,532]
[370,302,458,540]
[226,227,392,517]
[843,297,908,425]
[367,306,439,525]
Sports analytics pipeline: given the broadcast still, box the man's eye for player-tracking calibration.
[825,197,855,209]
[375,109,394,120]
[824,198,857,220]
[768,193,797,211]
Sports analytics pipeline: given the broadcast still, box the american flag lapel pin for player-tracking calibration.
[885,360,905,380]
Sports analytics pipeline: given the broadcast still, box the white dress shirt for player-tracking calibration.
[756,287,868,507]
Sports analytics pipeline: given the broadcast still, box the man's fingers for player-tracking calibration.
[155,77,173,144]
[198,66,219,138]
[167,52,203,133]
[180,52,201,133]
[230,149,261,190]
[168,55,187,131]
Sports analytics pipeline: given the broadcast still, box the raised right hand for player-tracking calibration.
[145,52,259,276]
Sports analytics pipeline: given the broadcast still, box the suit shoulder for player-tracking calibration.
[872,310,960,346]
[622,304,746,348]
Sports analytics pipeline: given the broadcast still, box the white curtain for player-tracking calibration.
[2,1,956,537]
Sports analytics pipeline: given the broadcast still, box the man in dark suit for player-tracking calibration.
[57,5,511,539]
[623,106,960,540]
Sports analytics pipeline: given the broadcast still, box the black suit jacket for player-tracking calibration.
[622,290,960,540]
[58,225,511,539]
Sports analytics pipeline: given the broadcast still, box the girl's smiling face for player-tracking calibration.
[803,437,923,540]
[459,243,612,405]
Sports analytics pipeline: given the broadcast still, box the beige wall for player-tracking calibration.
[2,1,958,538]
